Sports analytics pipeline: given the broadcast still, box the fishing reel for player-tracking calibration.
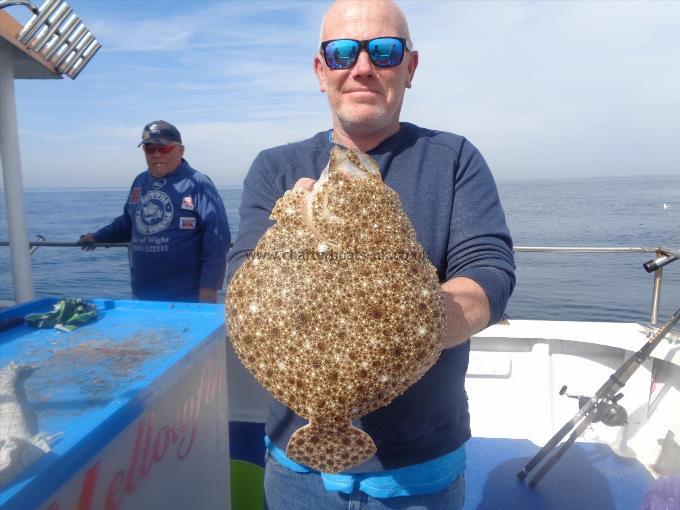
[559,385,628,427]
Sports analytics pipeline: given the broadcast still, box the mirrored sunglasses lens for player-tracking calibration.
[325,40,359,69]
[367,37,404,67]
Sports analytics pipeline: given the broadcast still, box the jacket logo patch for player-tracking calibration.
[129,187,141,204]
[182,196,194,210]
[180,217,196,229]
[134,190,173,235]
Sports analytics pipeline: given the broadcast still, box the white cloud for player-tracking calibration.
[19,114,332,188]
[90,1,326,53]
[11,0,680,188]
[399,0,680,178]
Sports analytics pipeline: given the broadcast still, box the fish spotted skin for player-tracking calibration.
[0,362,52,488]
[227,147,446,473]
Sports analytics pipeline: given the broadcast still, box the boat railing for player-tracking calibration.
[1,240,678,325]
[514,246,679,326]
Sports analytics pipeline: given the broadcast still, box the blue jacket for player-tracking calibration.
[226,123,515,471]
[95,159,231,301]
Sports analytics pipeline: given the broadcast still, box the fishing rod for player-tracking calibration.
[517,305,680,488]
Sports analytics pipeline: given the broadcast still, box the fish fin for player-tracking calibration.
[270,188,305,224]
[32,431,62,451]
[286,423,376,474]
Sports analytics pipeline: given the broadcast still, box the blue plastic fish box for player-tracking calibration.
[0,298,229,510]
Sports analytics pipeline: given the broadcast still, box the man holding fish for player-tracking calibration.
[227,1,515,508]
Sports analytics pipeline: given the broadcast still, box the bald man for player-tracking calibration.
[226,1,515,508]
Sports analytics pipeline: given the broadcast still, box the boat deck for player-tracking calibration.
[229,421,654,510]
[2,299,678,509]
[466,437,652,509]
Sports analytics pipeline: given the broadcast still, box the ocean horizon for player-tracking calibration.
[4,171,679,193]
[1,174,679,325]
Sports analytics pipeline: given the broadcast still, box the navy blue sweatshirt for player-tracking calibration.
[94,159,231,301]
[226,123,515,470]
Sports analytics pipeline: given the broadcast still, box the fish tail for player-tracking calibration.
[285,422,376,474]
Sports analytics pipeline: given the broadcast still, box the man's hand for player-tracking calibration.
[199,287,218,303]
[441,277,491,349]
[293,178,316,192]
[78,233,96,251]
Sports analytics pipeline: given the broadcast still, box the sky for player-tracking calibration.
[4,0,680,188]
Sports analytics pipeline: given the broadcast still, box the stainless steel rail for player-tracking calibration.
[1,242,677,324]
[0,241,129,248]
[514,246,678,326]
[514,247,660,253]
[2,243,663,252]
[0,1,38,11]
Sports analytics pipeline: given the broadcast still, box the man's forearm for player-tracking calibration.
[441,276,491,349]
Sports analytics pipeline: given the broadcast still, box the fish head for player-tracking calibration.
[326,145,381,181]
[305,146,386,246]
[0,363,35,394]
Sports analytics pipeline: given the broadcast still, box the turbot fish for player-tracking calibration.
[227,146,446,473]
[0,362,54,487]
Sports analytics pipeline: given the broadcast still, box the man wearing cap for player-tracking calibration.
[79,120,231,303]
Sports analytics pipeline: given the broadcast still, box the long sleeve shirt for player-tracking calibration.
[95,159,231,301]
[226,123,515,470]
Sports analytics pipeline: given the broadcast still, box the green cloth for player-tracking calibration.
[25,299,98,332]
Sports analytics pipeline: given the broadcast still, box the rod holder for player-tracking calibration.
[14,0,100,79]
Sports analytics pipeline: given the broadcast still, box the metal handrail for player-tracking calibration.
[1,241,677,324]
[514,246,678,326]
[0,241,129,248]
[0,1,38,11]
[515,246,661,253]
[3,242,669,253]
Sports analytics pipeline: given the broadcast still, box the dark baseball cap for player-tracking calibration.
[138,120,182,146]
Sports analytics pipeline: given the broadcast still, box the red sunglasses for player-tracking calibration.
[142,144,176,155]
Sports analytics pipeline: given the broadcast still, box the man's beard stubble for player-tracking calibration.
[334,102,393,137]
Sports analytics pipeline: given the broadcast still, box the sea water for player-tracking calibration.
[1,175,678,324]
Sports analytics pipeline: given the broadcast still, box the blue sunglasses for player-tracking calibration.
[320,37,409,70]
